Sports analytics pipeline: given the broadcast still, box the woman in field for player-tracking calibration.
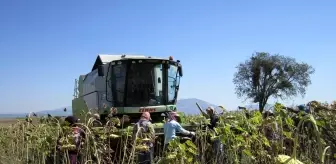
[57,116,86,164]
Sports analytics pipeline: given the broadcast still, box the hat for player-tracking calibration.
[141,112,151,120]
[206,106,215,112]
[65,116,79,126]
[298,105,305,111]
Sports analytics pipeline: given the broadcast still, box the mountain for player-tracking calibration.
[176,98,219,115]
[243,103,275,111]
[0,99,277,118]
[0,99,216,118]
[35,106,72,116]
[0,106,72,118]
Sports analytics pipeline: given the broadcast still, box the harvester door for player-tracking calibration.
[167,65,179,103]
[112,62,127,107]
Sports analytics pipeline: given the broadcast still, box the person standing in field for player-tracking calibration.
[205,106,223,155]
[199,106,220,129]
[132,112,156,164]
[199,106,223,161]
[163,112,195,150]
[205,106,220,130]
[57,116,85,164]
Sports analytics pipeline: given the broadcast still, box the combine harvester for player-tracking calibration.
[72,54,200,158]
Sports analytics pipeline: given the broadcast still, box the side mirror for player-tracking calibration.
[98,65,104,76]
[178,65,183,77]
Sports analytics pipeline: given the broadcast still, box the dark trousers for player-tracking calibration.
[138,147,154,164]
[69,154,78,164]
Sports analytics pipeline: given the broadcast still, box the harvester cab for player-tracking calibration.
[72,54,183,128]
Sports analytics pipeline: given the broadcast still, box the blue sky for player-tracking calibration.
[0,0,335,113]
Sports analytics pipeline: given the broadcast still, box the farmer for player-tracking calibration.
[205,106,220,130]
[57,116,85,164]
[132,112,155,164]
[262,111,280,156]
[205,106,223,156]
[199,105,220,129]
[298,104,311,114]
[163,112,195,150]
[285,104,310,114]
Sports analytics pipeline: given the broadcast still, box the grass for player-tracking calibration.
[0,101,335,164]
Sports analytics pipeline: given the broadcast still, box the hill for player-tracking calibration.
[0,106,72,118]
[176,98,219,115]
[35,106,72,116]
[0,99,216,118]
[244,103,274,111]
[0,99,280,118]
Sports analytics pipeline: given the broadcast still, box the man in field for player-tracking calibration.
[205,106,220,130]
[163,112,195,149]
[205,106,223,157]
[262,111,280,157]
[132,112,155,164]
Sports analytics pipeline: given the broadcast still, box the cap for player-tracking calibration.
[170,111,179,117]
[168,111,179,120]
[141,112,151,120]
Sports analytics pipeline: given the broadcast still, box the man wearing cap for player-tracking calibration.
[132,112,155,164]
[298,104,311,114]
[285,104,310,114]
[205,106,223,160]
[206,106,220,130]
[163,111,195,149]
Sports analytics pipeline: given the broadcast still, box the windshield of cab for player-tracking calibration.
[125,62,164,107]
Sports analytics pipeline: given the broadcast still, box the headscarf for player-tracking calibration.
[141,112,152,120]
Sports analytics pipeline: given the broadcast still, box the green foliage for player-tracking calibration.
[159,139,198,164]
[233,52,315,113]
[0,101,335,164]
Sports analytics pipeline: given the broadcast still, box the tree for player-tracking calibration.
[233,52,315,113]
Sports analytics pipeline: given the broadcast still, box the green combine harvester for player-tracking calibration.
[72,54,199,136]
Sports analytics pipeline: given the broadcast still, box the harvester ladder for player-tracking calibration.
[73,79,79,99]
